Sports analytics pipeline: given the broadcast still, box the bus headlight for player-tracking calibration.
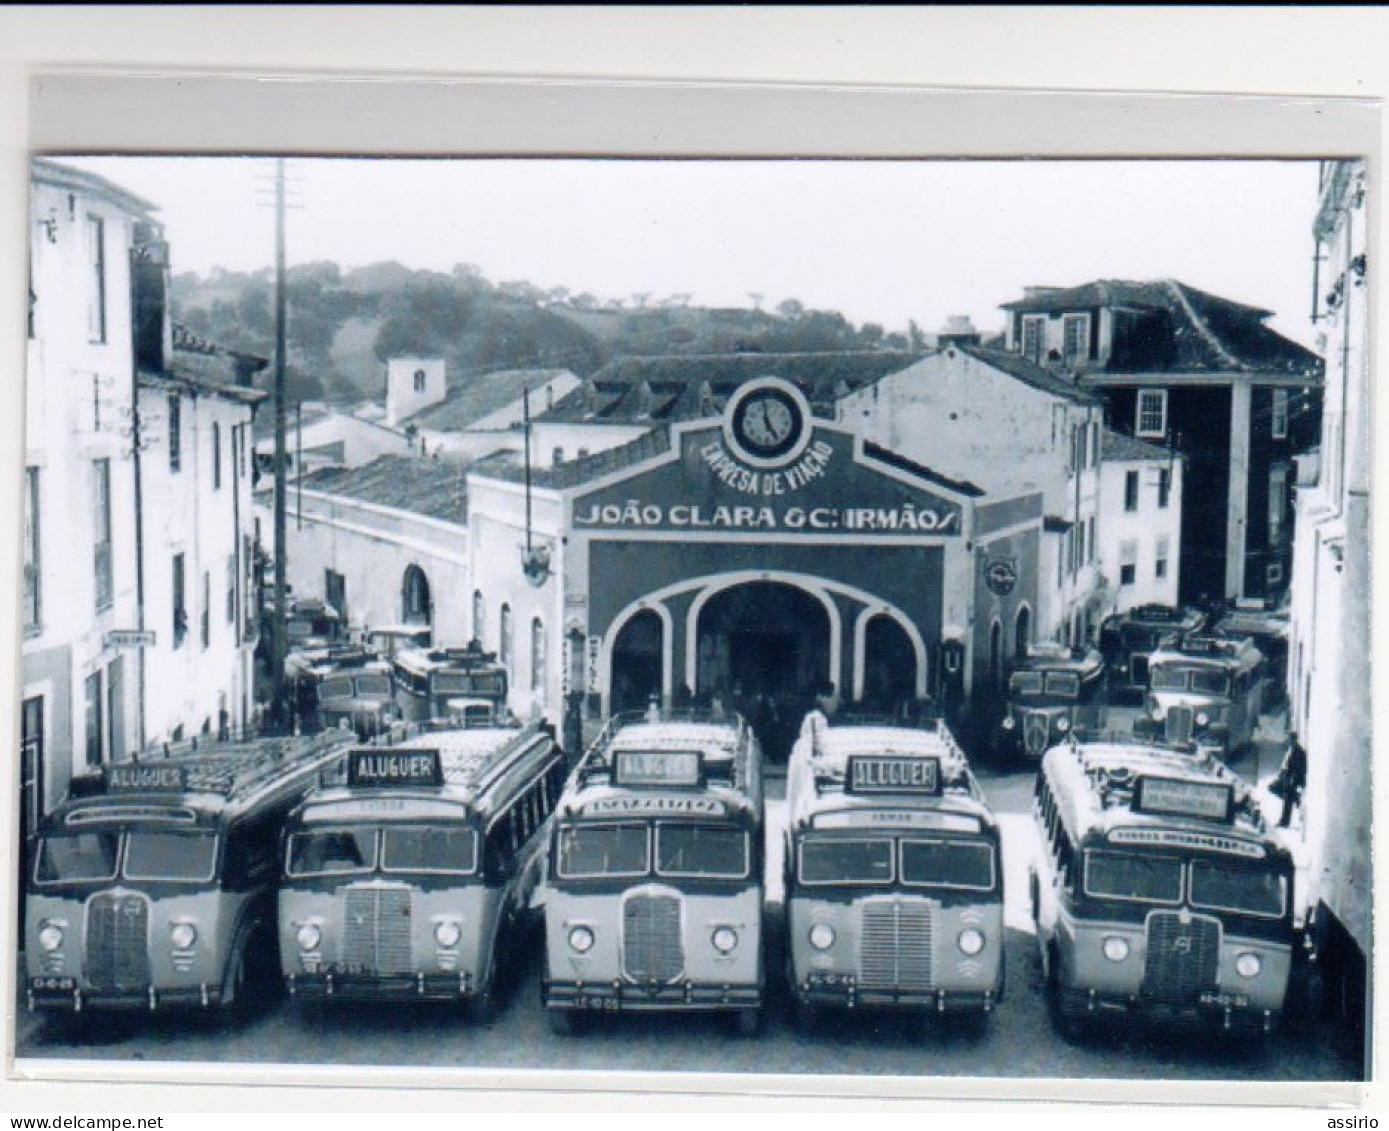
[1001,716,1015,731]
[957,928,985,956]
[38,924,64,952]
[1196,711,1211,727]
[809,924,835,951]
[1056,717,1071,732]
[296,924,322,952]
[1236,952,1262,978]
[169,922,198,950]
[434,921,462,949]
[1102,936,1130,962]
[568,925,595,953]
[712,926,738,954]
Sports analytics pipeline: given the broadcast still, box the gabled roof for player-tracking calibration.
[1100,429,1180,463]
[405,368,573,431]
[31,157,159,217]
[955,344,1100,406]
[470,429,674,490]
[534,352,925,425]
[296,455,471,524]
[1000,279,1321,378]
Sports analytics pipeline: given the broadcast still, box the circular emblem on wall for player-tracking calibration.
[722,377,813,469]
[984,559,1018,597]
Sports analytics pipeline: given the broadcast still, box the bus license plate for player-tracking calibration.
[576,996,621,1012]
[1199,991,1249,1008]
[31,977,75,991]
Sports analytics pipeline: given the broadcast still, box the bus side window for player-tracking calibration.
[1057,836,1075,890]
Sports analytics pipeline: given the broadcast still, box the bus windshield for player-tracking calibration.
[319,676,355,700]
[34,832,120,884]
[1009,673,1043,695]
[655,825,748,878]
[557,823,649,878]
[1084,850,1183,904]
[1044,672,1080,697]
[354,674,392,698]
[124,831,218,882]
[1150,666,1188,691]
[1190,669,1231,696]
[287,829,377,878]
[433,671,505,696]
[900,838,995,890]
[381,826,476,875]
[799,838,893,885]
[1190,859,1286,918]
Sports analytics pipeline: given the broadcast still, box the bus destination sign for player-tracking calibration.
[106,764,188,793]
[846,756,941,796]
[348,749,444,789]
[613,750,703,788]
[1133,775,1234,822]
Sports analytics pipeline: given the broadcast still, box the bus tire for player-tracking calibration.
[1046,946,1084,1043]
[469,986,497,1024]
[546,1009,576,1036]
[735,1008,761,1037]
[792,997,820,1032]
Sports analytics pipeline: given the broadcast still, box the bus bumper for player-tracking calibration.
[27,980,224,1013]
[286,971,479,1002]
[543,977,761,1013]
[797,975,999,1015]
[1057,986,1280,1033]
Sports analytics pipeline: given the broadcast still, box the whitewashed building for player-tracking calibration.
[1287,159,1370,1045]
[22,160,264,842]
[1097,429,1184,613]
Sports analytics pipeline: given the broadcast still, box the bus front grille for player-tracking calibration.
[622,894,682,982]
[1165,706,1195,745]
[859,901,933,990]
[1023,712,1051,756]
[85,892,150,992]
[1144,912,1219,1002]
[343,886,413,974]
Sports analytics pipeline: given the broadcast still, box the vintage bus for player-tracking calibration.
[540,712,764,1035]
[784,718,1004,1026]
[994,644,1105,763]
[1213,600,1289,709]
[284,596,345,651]
[1135,634,1267,757]
[279,722,563,1016]
[287,647,395,736]
[26,732,351,1015]
[1099,605,1206,699]
[393,645,510,727]
[1030,737,1296,1038]
[364,624,433,661]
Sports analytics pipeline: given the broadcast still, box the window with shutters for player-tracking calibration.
[1268,465,1289,544]
[1062,314,1089,364]
[1021,316,1046,363]
[1124,470,1139,512]
[1155,536,1170,580]
[1120,540,1138,587]
[1136,389,1167,438]
[531,617,547,693]
[92,459,113,612]
[172,553,187,648]
[1158,467,1171,509]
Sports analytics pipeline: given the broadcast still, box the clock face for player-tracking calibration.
[725,381,810,467]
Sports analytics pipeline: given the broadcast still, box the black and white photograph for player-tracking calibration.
[11,143,1371,1097]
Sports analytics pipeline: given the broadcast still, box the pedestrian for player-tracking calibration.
[1275,734,1308,828]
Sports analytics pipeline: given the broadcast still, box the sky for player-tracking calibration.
[61,156,1324,348]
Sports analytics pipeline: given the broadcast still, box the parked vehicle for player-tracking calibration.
[393,644,510,727]
[1030,735,1295,1038]
[784,717,1003,1026]
[26,732,352,1015]
[1099,605,1206,699]
[1213,599,1289,709]
[286,646,392,735]
[279,722,563,1016]
[540,711,764,1035]
[994,644,1105,763]
[1135,633,1267,757]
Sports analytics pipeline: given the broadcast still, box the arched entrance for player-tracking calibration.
[862,614,917,714]
[1015,605,1031,658]
[610,609,664,714]
[695,581,830,762]
[402,565,432,628]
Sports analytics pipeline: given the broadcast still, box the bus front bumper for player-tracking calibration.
[797,973,999,1014]
[27,979,224,1013]
[543,977,761,1013]
[287,971,479,1002]
[1057,985,1280,1033]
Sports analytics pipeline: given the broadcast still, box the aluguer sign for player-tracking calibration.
[571,426,964,537]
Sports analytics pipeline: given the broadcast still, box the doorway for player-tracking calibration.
[610,609,664,715]
[862,613,917,715]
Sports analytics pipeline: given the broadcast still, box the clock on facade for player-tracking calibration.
[723,377,813,469]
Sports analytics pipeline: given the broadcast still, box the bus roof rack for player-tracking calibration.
[576,709,755,794]
[108,730,354,801]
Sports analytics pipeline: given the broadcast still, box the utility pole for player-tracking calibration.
[272,157,290,729]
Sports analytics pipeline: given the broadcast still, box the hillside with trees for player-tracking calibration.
[171,262,926,408]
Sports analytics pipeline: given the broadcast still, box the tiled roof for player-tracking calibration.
[405,368,572,431]
[534,352,925,425]
[1101,429,1179,463]
[470,430,674,490]
[999,279,1321,378]
[956,344,1100,406]
[297,455,471,524]
[861,441,984,497]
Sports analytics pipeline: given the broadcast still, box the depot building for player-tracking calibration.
[465,357,1045,752]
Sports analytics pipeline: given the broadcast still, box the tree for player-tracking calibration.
[777,297,805,321]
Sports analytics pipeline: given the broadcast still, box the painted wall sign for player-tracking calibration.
[572,427,963,538]
[105,629,156,649]
[983,559,1018,596]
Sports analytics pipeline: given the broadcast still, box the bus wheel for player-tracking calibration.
[792,998,820,1032]
[735,1008,761,1037]
[546,1009,576,1036]
[469,987,497,1025]
[221,944,248,1016]
[1046,949,1084,1043]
